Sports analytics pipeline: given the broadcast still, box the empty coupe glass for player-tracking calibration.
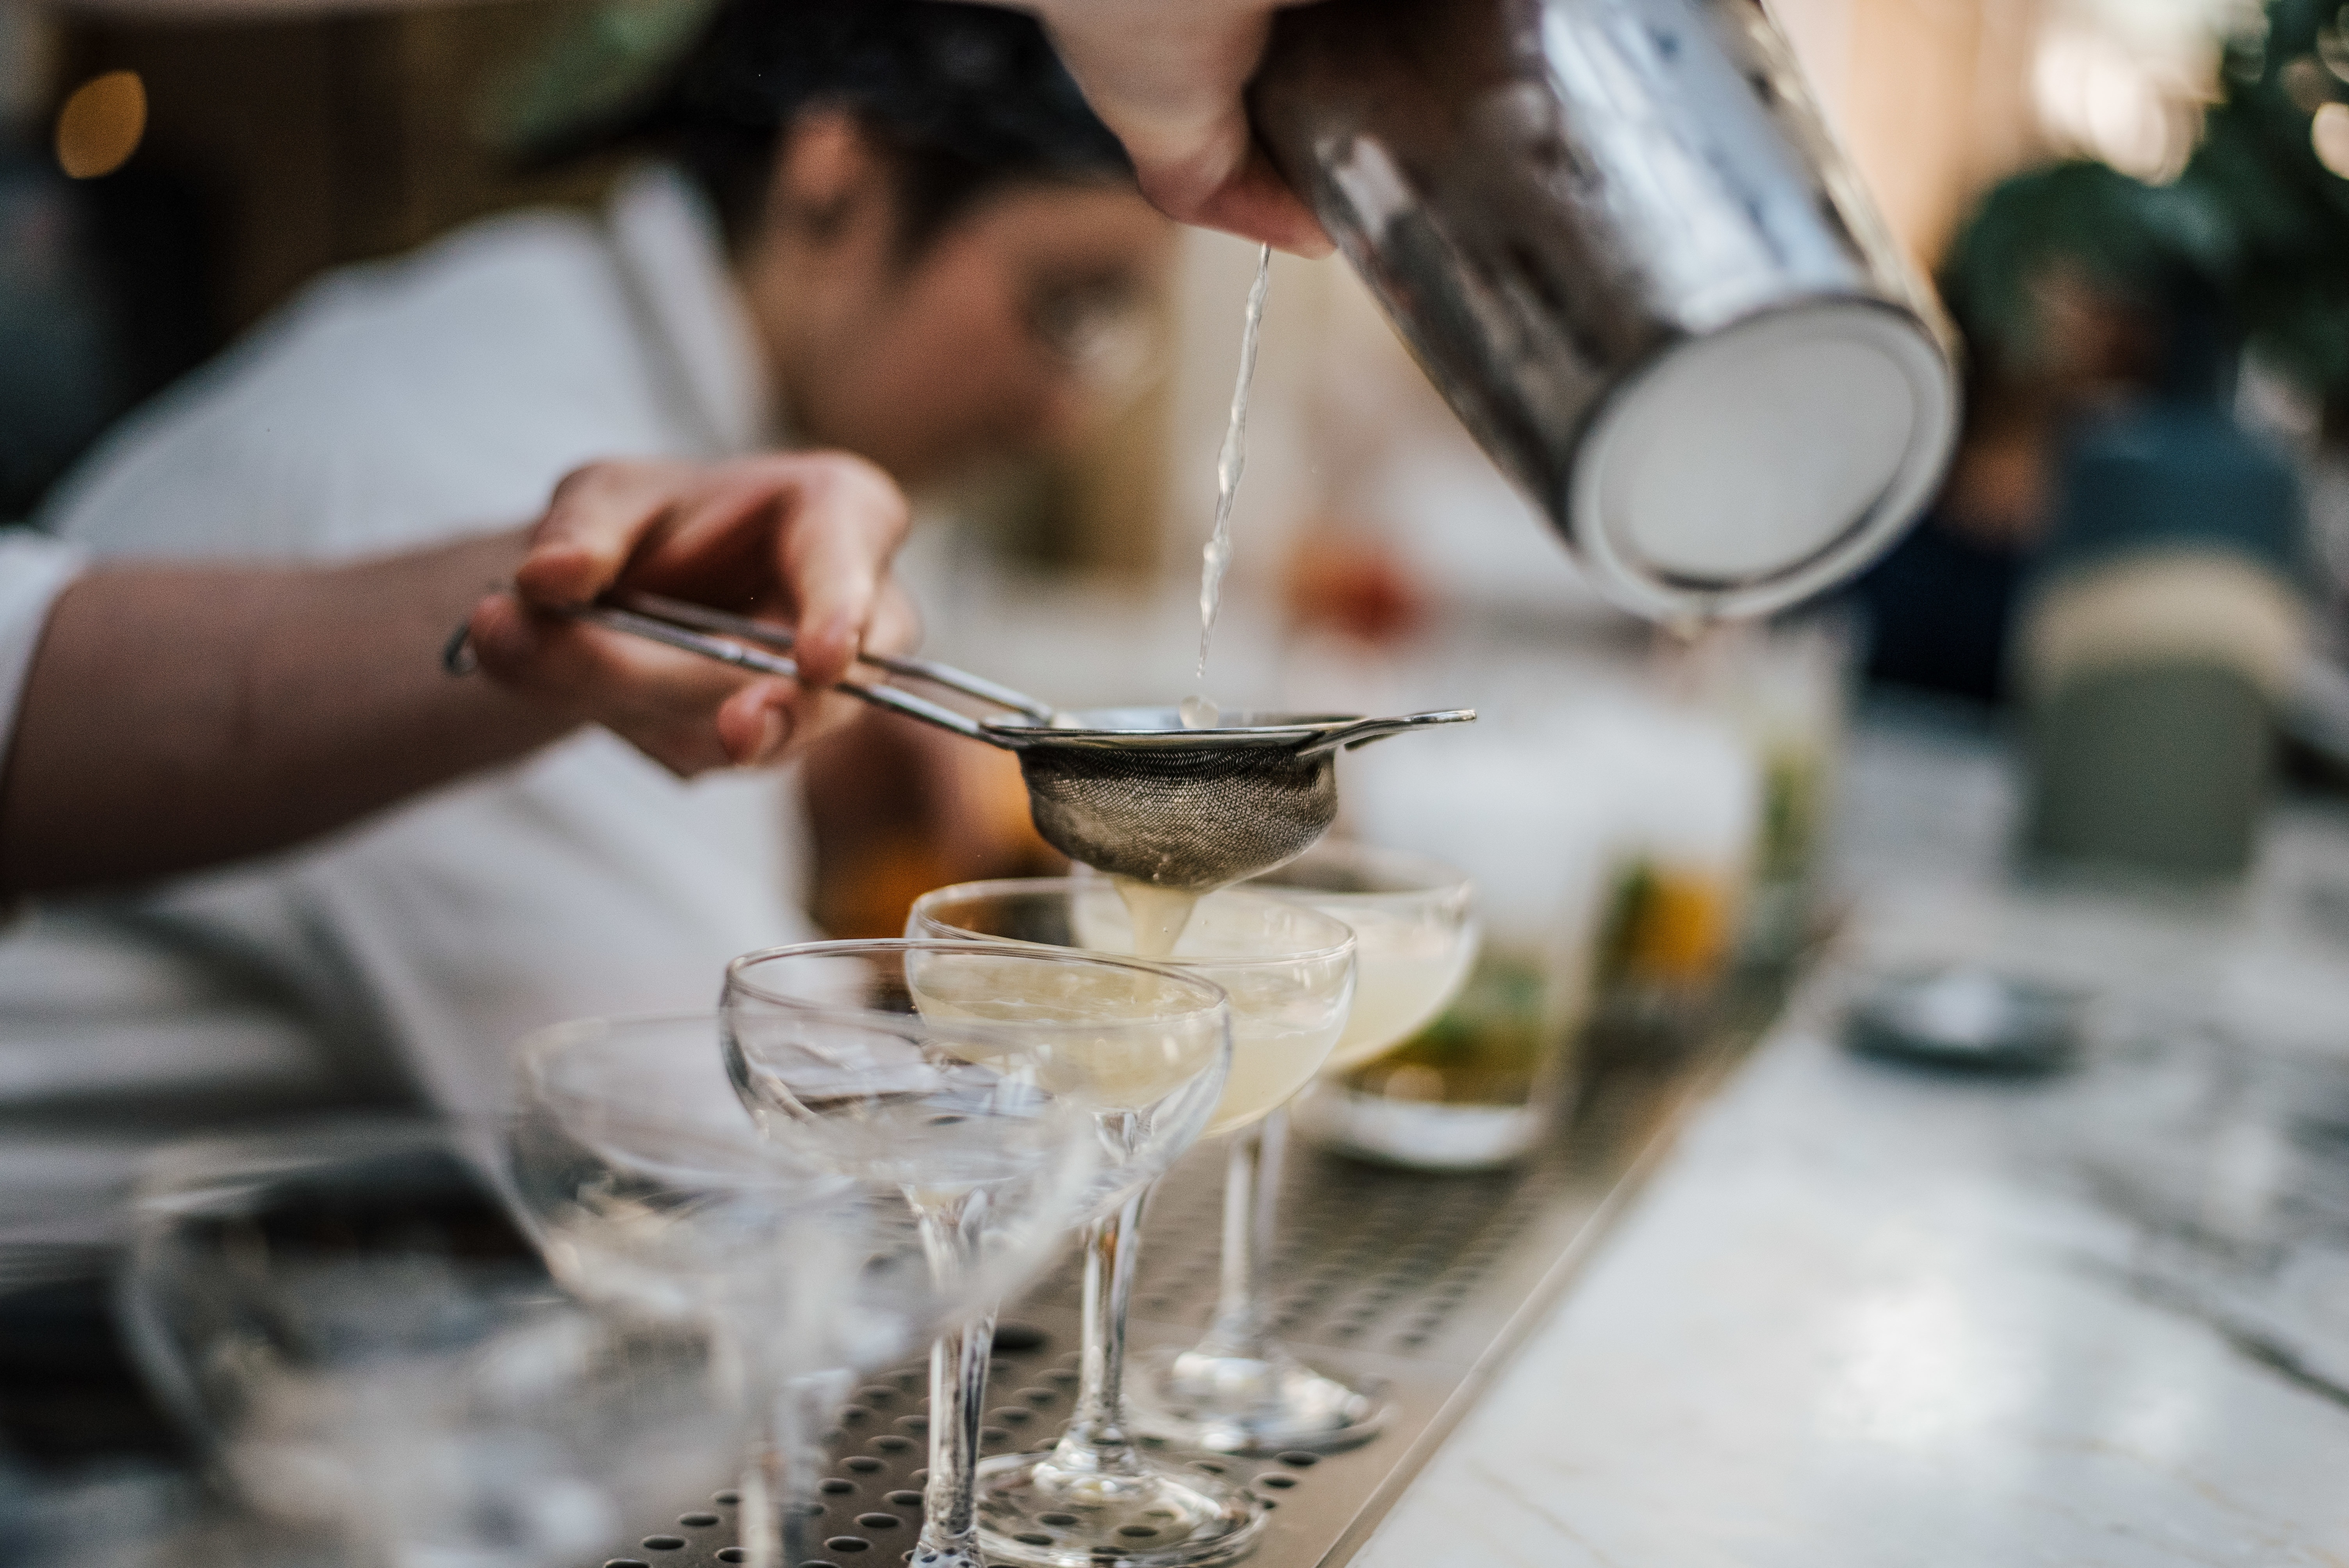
[119,1120,742,1568]
[509,995,1103,1568]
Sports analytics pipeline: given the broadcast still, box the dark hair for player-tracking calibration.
[540,0,1131,257]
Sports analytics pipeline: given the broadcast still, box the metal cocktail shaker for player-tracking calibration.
[1252,0,1960,620]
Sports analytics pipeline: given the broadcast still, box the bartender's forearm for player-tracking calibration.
[0,529,574,896]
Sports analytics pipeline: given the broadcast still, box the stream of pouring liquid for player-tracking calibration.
[1194,243,1273,689]
[1114,249,1273,939]
[1104,248,1274,940]
[1114,878,1201,959]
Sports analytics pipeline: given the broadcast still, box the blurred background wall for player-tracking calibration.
[2,0,622,517]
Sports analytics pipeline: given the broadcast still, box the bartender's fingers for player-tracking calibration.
[515,460,705,608]
[623,451,909,691]
[468,591,750,775]
[499,452,912,769]
[715,678,803,768]
[516,454,910,661]
[709,579,925,767]
[1117,106,1328,257]
[1173,146,1329,257]
[527,451,911,692]
[1029,0,1331,257]
[760,453,908,690]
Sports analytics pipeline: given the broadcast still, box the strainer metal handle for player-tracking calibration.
[563,599,1023,748]
[606,591,1058,722]
[527,596,1475,767]
[1293,709,1479,757]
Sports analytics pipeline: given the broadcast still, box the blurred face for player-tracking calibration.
[739,116,1173,487]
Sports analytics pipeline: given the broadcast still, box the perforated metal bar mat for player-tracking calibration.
[595,1041,1756,1568]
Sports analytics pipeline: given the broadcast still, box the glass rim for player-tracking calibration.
[720,936,1234,1028]
[506,1011,860,1198]
[905,877,1358,972]
[514,1009,756,1085]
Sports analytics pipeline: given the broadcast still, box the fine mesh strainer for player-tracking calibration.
[984,706,1471,891]
[539,592,1473,892]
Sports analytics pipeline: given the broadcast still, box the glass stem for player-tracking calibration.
[741,1368,843,1568]
[1051,1186,1149,1475]
[1197,1111,1285,1361]
[909,1187,993,1568]
[914,1314,996,1567]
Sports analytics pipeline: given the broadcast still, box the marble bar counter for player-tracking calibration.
[1354,706,2349,1567]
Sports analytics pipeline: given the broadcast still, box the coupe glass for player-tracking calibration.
[119,1120,744,1568]
[907,879,1355,1568]
[720,939,1231,1568]
[526,981,1127,1568]
[1133,840,1478,1452]
[505,1006,1100,1568]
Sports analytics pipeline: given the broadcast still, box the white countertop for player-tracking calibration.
[1356,705,2349,1566]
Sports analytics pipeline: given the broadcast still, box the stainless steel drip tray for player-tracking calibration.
[602,1055,1742,1568]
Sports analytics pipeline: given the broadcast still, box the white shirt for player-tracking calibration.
[21,165,816,1115]
[0,530,82,767]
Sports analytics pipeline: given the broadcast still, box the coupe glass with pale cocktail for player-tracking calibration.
[907,878,1354,1568]
[1130,840,1477,1453]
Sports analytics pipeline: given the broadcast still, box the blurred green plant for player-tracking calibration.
[1944,1,2349,415]
[479,0,717,156]
[2177,0,2349,411]
[1940,159,2224,376]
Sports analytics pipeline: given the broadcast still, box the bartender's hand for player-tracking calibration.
[466,452,916,775]
[1023,0,1332,257]
[0,453,914,896]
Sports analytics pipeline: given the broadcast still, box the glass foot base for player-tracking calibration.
[1128,1343,1386,1454]
[974,1447,1265,1567]
[907,1545,986,1568]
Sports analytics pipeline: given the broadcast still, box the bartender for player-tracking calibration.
[0,0,1319,897]
[4,0,1320,1114]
